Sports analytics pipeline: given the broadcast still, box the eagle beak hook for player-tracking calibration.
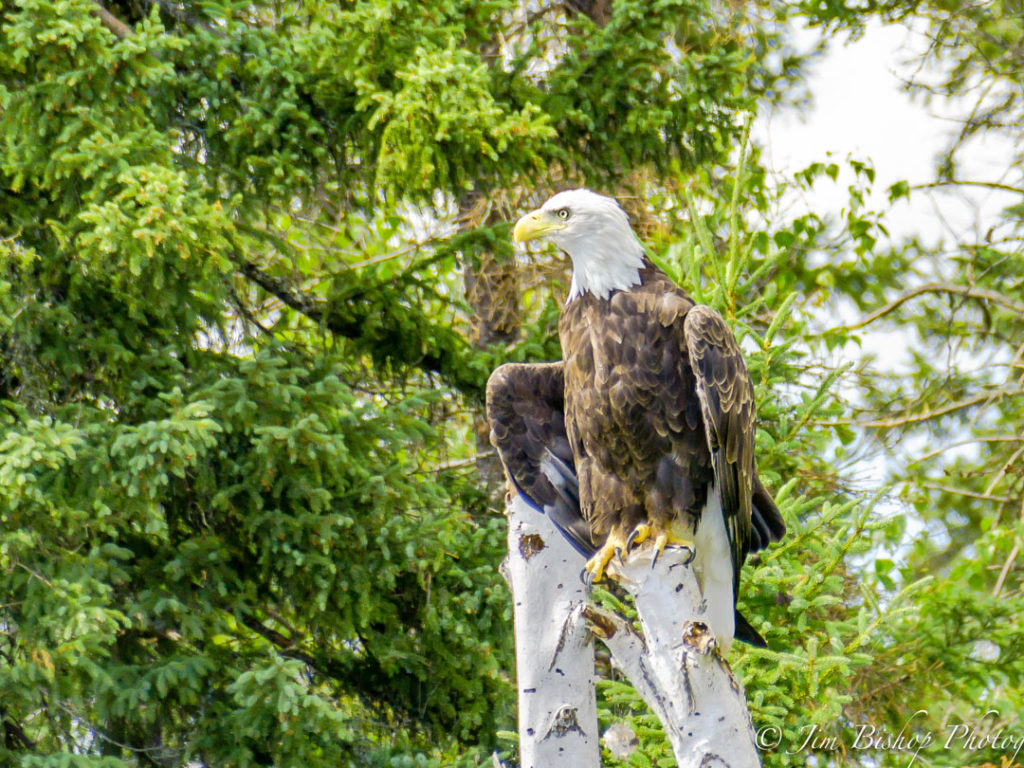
[512,210,545,244]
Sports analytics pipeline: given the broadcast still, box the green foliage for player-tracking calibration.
[0,349,512,764]
[2,0,1019,765]
[758,10,1024,764]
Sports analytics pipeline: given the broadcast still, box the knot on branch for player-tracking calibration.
[580,604,619,641]
[519,533,546,560]
[544,705,586,740]
[682,621,717,656]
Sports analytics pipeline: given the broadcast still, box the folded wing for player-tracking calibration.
[683,305,785,595]
[486,362,595,556]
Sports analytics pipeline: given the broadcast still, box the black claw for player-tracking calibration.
[613,546,623,564]
[581,568,594,591]
[625,528,641,551]
[657,545,696,571]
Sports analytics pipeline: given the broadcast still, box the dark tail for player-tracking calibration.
[735,609,769,648]
[749,474,786,553]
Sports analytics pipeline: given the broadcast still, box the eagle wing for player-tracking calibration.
[683,305,758,597]
[485,361,595,557]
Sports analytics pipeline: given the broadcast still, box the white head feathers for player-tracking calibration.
[515,189,647,301]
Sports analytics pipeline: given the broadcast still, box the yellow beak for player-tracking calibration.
[512,209,562,243]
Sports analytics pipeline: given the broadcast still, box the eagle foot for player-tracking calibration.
[582,527,632,586]
[625,523,695,569]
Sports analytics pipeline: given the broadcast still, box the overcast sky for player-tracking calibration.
[756,21,1017,246]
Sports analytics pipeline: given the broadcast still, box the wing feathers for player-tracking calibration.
[751,474,786,552]
[684,305,756,595]
[486,362,596,557]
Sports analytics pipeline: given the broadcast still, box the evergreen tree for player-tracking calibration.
[1,0,1020,766]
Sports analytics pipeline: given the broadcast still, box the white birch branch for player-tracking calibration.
[601,546,761,768]
[503,492,759,767]
[504,492,600,768]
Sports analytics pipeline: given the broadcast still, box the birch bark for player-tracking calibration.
[505,498,760,768]
[505,493,600,768]
[594,545,761,768]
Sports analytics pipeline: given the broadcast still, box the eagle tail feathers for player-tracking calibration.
[749,475,786,553]
[734,609,770,649]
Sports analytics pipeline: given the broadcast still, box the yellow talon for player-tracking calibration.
[583,527,630,584]
[627,522,694,565]
[585,523,695,584]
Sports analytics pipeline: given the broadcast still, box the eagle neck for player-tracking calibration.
[565,234,648,302]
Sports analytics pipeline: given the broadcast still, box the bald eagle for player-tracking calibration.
[486,189,785,650]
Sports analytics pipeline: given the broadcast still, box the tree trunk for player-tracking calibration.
[504,493,601,768]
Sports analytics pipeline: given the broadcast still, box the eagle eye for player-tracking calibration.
[556,208,570,220]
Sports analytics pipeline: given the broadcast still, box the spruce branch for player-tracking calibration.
[91,3,131,38]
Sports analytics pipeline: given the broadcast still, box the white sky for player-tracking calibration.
[756,21,1018,245]
[758,24,940,223]
[754,19,1019,375]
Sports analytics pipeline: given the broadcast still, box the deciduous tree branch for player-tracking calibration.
[994,496,1024,597]
[504,494,600,768]
[909,435,1024,464]
[822,389,1024,429]
[921,482,1014,504]
[909,180,1024,197]
[846,283,1024,331]
[505,496,761,768]
[612,548,760,767]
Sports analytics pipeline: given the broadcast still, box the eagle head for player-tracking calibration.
[513,189,646,301]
